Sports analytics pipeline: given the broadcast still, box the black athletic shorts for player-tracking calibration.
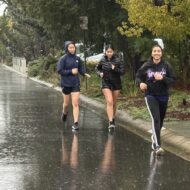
[101,79,122,91]
[62,86,80,95]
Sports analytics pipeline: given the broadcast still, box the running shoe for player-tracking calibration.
[72,122,79,130]
[155,147,164,156]
[108,121,115,129]
[61,113,67,122]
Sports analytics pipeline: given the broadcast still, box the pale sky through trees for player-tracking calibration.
[0,3,6,16]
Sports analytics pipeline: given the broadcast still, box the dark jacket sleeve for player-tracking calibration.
[57,56,72,76]
[78,58,85,76]
[95,61,103,77]
[135,62,147,86]
[163,62,176,86]
[113,58,125,75]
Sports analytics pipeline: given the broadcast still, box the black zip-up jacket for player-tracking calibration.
[95,55,125,83]
[136,59,175,96]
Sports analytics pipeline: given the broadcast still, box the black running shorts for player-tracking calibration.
[101,80,122,91]
[62,86,80,95]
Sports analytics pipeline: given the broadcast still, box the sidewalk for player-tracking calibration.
[3,64,190,161]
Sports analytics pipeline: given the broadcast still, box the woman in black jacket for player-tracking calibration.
[95,45,125,130]
[136,44,175,155]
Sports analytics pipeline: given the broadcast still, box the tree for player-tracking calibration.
[1,0,130,55]
[117,0,190,85]
[117,0,190,40]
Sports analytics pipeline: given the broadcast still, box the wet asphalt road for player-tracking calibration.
[1,65,190,190]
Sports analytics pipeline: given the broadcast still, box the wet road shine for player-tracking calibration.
[0,65,190,190]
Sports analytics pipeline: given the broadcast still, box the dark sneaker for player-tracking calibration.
[151,135,156,150]
[61,113,67,122]
[108,121,115,129]
[155,147,164,156]
[72,122,79,130]
[112,118,117,127]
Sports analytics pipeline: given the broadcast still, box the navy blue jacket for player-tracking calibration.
[57,53,85,88]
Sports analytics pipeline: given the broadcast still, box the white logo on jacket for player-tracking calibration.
[147,69,166,79]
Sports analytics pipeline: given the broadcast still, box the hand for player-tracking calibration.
[154,72,163,80]
[140,83,147,91]
[72,68,78,75]
[111,64,115,70]
[100,72,103,78]
[85,73,91,78]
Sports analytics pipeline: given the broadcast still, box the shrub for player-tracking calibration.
[28,58,44,77]
[28,55,58,77]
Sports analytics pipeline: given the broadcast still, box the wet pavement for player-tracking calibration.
[1,65,190,190]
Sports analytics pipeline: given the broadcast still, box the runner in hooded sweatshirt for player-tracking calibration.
[57,41,90,130]
[136,44,175,155]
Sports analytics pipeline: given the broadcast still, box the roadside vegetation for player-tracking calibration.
[27,56,190,121]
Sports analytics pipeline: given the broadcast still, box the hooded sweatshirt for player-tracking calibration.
[136,59,175,96]
[57,41,85,88]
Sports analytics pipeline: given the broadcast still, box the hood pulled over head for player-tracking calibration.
[64,41,75,53]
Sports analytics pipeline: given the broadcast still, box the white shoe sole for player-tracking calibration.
[155,148,164,156]
[72,126,79,130]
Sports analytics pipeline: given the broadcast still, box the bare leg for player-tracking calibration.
[63,94,70,114]
[71,92,80,123]
[102,88,114,122]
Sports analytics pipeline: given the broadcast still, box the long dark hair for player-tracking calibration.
[151,44,163,52]
[104,44,115,60]
[105,44,115,52]
[151,44,163,61]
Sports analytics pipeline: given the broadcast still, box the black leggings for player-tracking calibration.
[145,95,168,147]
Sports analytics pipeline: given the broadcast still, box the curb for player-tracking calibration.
[3,64,190,161]
[2,64,28,78]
